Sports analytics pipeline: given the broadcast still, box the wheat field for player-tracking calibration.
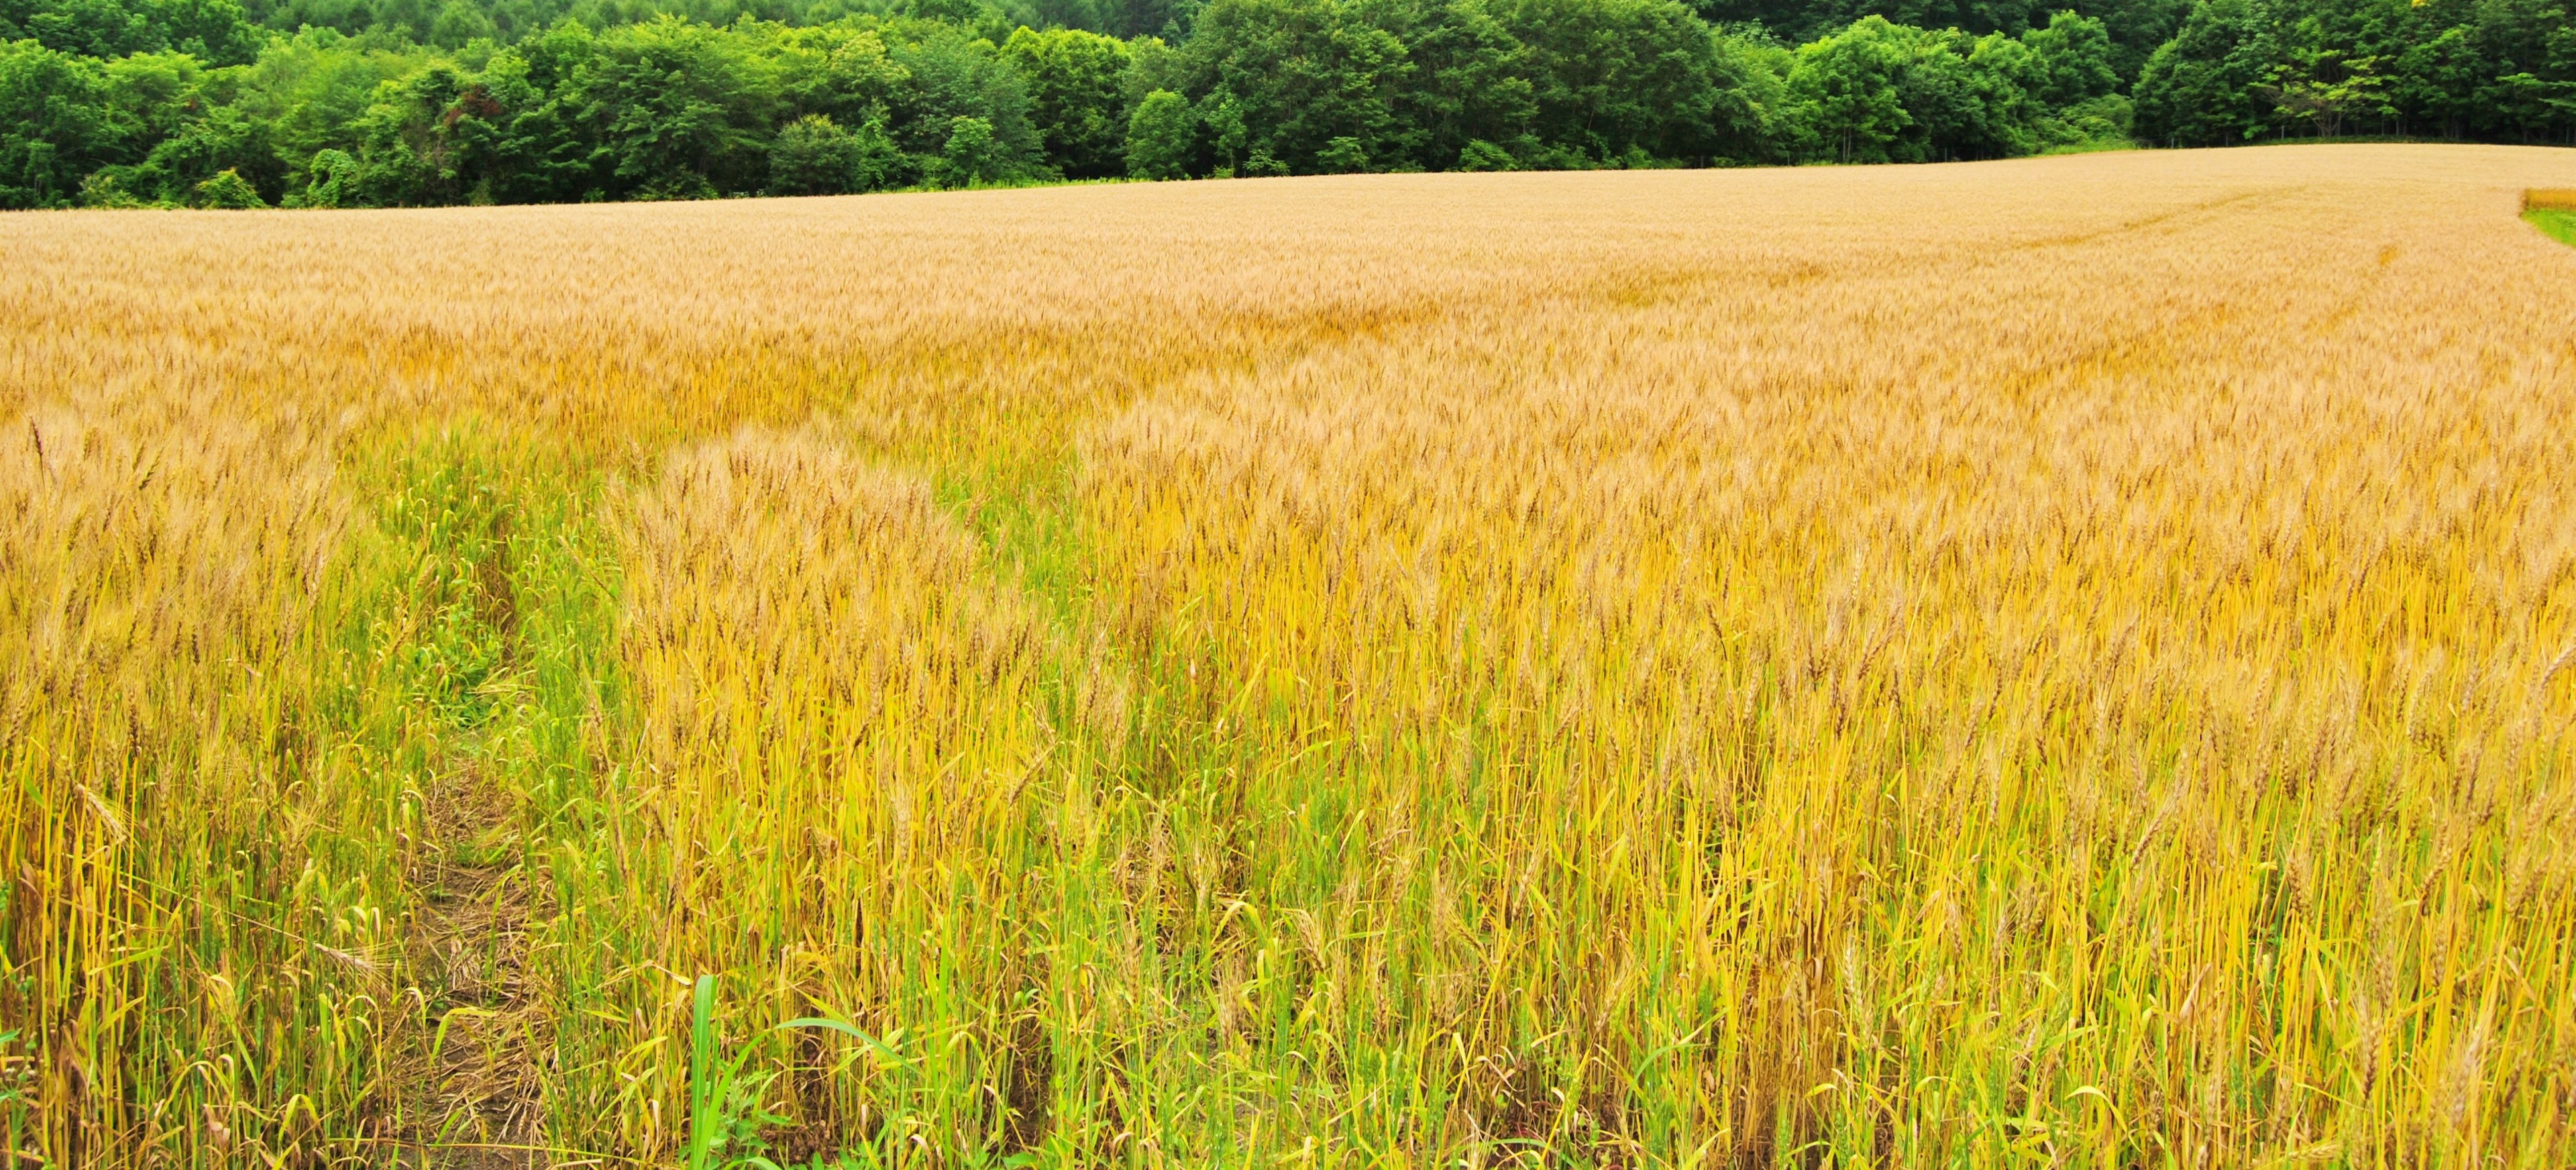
[5,144,2576,1168]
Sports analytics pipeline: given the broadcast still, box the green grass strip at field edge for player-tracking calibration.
[2527,208,2576,248]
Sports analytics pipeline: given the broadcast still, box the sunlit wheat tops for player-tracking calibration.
[5,143,2576,1169]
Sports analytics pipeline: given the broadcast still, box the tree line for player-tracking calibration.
[1,0,2568,208]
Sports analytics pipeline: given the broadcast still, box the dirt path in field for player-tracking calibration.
[384,491,553,1169]
[398,760,549,1169]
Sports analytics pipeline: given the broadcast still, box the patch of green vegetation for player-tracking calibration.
[2527,208,2576,248]
[2039,137,2139,155]
[329,419,627,1150]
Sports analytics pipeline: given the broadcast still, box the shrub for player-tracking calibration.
[191,166,266,208]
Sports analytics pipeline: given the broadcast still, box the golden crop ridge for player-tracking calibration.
[4,144,2575,1168]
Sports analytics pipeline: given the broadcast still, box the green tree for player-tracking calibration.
[1955,30,2050,154]
[2260,41,2387,136]
[2131,0,2265,144]
[2019,9,2118,103]
[0,38,114,208]
[1099,0,1185,37]
[103,50,213,152]
[1124,85,1192,175]
[882,19,1040,175]
[429,0,497,46]
[1487,0,1752,166]
[2386,21,2487,140]
[933,112,1006,182]
[771,111,854,192]
[191,164,267,205]
[1696,0,2184,81]
[284,146,360,205]
[766,22,910,129]
[1195,85,1246,166]
[1019,0,1108,33]
[1786,15,1915,160]
[13,0,158,58]
[1782,19,2059,162]
[225,28,440,179]
[467,22,607,203]
[1390,0,1538,168]
[2,0,258,63]
[131,102,288,204]
[1120,31,1181,99]
[2480,68,2573,142]
[565,15,775,199]
[1179,0,1412,173]
[1315,131,1368,168]
[767,110,899,191]
[1003,25,1130,176]
[1902,28,2027,158]
[350,62,472,205]
[434,46,592,205]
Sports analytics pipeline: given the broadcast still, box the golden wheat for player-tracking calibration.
[5,143,2576,1167]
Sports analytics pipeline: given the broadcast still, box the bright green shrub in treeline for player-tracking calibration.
[0,0,2567,208]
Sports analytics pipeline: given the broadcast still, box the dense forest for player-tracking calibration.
[0,0,2568,207]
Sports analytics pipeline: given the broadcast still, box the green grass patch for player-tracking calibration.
[2528,208,2576,248]
[2039,137,2139,156]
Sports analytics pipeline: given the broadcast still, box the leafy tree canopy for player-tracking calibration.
[0,0,2560,209]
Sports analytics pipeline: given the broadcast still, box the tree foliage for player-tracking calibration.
[1124,85,1192,174]
[1003,25,1128,175]
[2133,0,2573,145]
[0,40,116,207]
[0,0,2560,211]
